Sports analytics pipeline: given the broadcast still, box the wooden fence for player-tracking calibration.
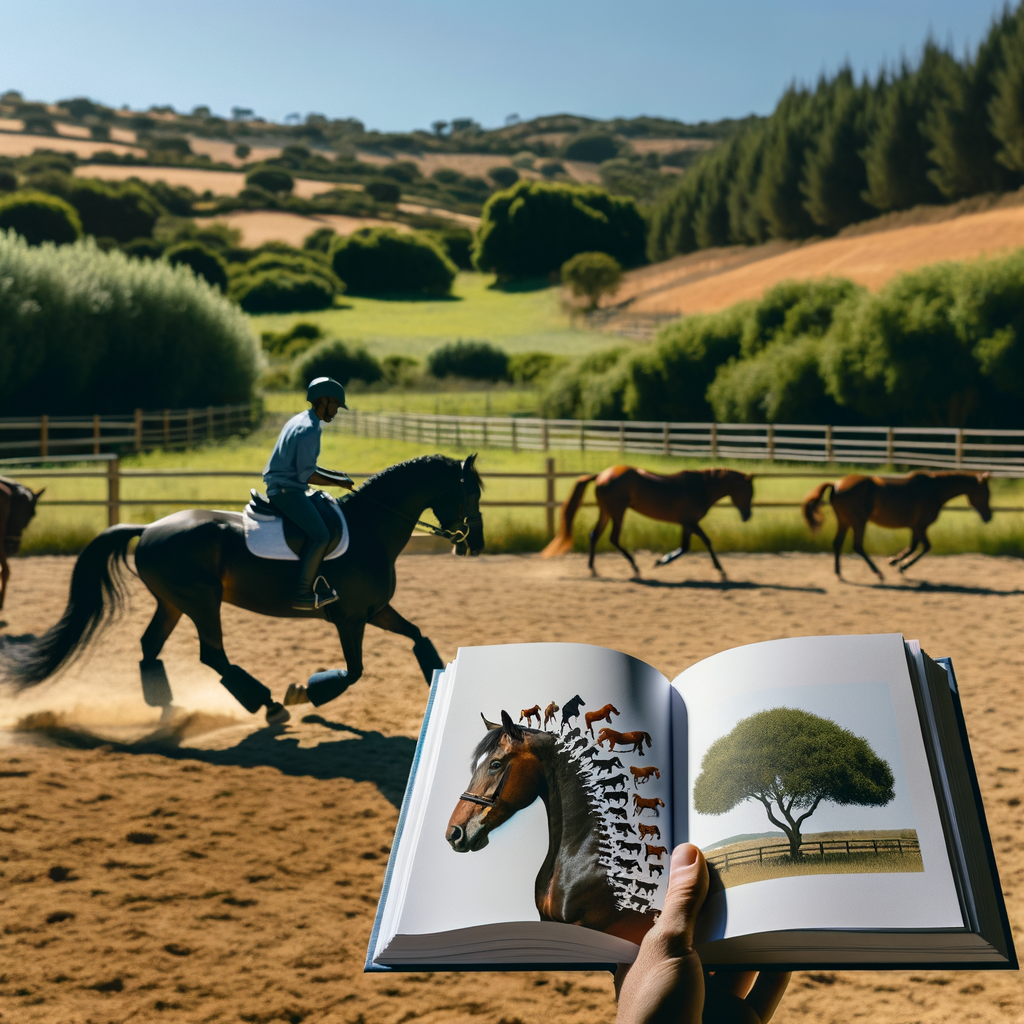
[341,410,1024,475]
[706,835,922,872]
[0,402,261,458]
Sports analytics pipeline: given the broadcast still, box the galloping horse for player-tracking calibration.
[584,702,619,736]
[542,465,753,578]
[0,476,43,614]
[803,471,991,579]
[3,456,484,723]
[446,711,655,944]
[596,727,652,757]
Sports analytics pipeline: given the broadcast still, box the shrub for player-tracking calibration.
[165,242,229,291]
[146,135,191,156]
[261,321,323,359]
[561,251,623,309]
[381,161,419,183]
[234,143,251,159]
[427,341,510,381]
[365,179,401,203]
[329,228,457,295]
[0,169,16,192]
[488,166,519,188]
[474,180,646,279]
[0,191,81,245]
[508,351,564,383]
[562,132,621,163]
[425,226,474,269]
[235,249,343,293]
[302,226,336,253]
[539,161,565,178]
[292,338,383,388]
[65,179,162,242]
[122,237,164,259]
[245,166,294,194]
[233,272,336,314]
[539,348,630,419]
[0,230,261,414]
[381,354,420,386]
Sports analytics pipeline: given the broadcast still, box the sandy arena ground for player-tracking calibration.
[1,551,1022,1024]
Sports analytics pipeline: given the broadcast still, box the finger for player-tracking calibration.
[658,844,709,957]
[745,971,791,1023]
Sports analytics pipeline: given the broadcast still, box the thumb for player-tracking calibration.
[658,843,709,956]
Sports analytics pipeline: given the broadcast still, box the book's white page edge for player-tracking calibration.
[670,633,963,940]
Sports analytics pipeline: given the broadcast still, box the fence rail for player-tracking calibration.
[0,402,261,458]
[706,836,921,872]
[342,410,1024,476]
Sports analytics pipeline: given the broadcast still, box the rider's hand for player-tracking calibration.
[614,844,789,1024]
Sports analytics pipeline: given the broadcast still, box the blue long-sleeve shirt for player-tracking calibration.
[263,409,322,495]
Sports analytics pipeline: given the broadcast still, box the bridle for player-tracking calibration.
[459,761,509,808]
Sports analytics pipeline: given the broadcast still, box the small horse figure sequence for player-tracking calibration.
[519,704,542,727]
[446,711,655,944]
[560,694,585,732]
[584,702,619,736]
[543,701,559,729]
[2,456,484,723]
[596,728,652,757]
[0,475,43,616]
[630,765,661,787]
[542,465,753,578]
[803,471,992,580]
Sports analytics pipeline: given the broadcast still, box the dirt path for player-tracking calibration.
[1,552,1022,1023]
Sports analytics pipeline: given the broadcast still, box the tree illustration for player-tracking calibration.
[692,707,895,859]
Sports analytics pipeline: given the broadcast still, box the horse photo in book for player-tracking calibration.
[802,471,992,580]
[446,710,660,945]
[2,455,483,724]
[0,475,43,616]
[541,465,753,578]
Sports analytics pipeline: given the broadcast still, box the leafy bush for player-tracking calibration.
[0,169,16,192]
[292,338,383,388]
[562,132,621,163]
[302,226,337,253]
[245,166,294,194]
[234,143,251,160]
[0,191,82,245]
[474,180,646,279]
[381,354,420,386]
[234,249,343,294]
[122,238,164,259]
[539,348,630,419]
[64,179,162,242]
[488,165,519,188]
[329,228,457,295]
[425,226,474,269]
[561,251,623,309]
[0,230,261,414]
[539,161,565,178]
[262,321,323,359]
[165,242,229,291]
[381,161,419,183]
[365,179,400,203]
[233,273,336,314]
[508,351,565,383]
[427,341,510,381]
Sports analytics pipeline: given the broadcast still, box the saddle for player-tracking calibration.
[244,489,348,560]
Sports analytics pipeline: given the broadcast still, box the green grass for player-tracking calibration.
[249,271,625,360]
[264,388,542,418]
[13,425,1024,558]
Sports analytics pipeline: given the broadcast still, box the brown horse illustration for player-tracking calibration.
[596,728,653,757]
[644,844,668,862]
[543,701,560,729]
[519,704,541,727]
[637,824,661,841]
[584,703,619,736]
[541,465,753,578]
[447,711,656,944]
[0,475,43,614]
[630,765,661,787]
[633,794,664,817]
[803,471,992,579]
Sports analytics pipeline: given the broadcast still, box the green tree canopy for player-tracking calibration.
[692,707,895,858]
[561,251,623,309]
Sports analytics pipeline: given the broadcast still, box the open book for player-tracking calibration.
[366,635,1016,972]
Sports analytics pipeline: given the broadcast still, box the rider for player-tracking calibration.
[263,377,354,611]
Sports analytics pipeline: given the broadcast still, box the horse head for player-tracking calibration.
[2,481,43,555]
[730,471,754,523]
[435,453,484,557]
[969,472,992,523]
[446,709,545,853]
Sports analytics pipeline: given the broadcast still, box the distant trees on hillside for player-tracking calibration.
[649,3,1024,260]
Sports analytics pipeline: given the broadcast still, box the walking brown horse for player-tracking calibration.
[802,471,992,580]
[541,466,753,578]
[0,476,44,614]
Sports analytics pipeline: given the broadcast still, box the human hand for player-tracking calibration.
[614,844,789,1024]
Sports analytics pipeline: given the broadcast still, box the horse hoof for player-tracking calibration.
[265,702,290,726]
[283,683,310,706]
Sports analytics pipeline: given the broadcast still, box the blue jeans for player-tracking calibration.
[268,488,329,547]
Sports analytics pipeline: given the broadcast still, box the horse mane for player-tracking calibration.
[359,455,484,495]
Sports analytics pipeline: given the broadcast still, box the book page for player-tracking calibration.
[672,634,964,941]
[391,643,672,948]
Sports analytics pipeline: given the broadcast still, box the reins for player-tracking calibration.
[353,472,481,544]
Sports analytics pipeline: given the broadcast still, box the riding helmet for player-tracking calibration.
[306,376,348,408]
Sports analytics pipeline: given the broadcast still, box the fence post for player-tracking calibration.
[186,408,194,448]
[207,406,214,442]
[107,456,120,527]
[163,409,170,448]
[710,422,718,459]
[92,413,101,455]
[955,428,964,466]
[134,408,143,451]
[825,424,833,463]
[886,426,895,465]
[580,421,586,453]
[767,423,775,462]
[512,419,518,453]
[618,420,625,455]
[482,416,488,447]
[663,422,670,457]
[542,419,549,452]
[545,457,556,540]
[40,414,48,458]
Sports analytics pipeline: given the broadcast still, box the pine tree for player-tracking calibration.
[727,128,769,244]
[990,6,1024,172]
[693,139,740,249]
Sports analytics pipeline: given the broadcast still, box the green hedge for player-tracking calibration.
[292,338,383,388]
[230,249,344,313]
[166,242,229,291]
[329,228,456,295]
[0,191,81,245]
[0,230,261,415]
[427,341,509,381]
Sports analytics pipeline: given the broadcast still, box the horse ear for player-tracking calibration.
[462,453,477,473]
[981,472,991,481]
[33,487,45,503]
[500,710,524,742]
[481,712,502,731]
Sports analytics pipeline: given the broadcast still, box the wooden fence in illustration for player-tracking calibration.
[705,835,921,872]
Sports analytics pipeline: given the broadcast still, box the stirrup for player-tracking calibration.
[312,575,338,609]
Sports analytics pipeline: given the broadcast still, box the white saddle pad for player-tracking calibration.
[241,502,349,561]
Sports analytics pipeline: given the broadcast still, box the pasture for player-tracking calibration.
[1,550,1022,1024]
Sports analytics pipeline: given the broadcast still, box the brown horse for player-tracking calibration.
[0,476,44,614]
[596,728,652,757]
[543,701,559,729]
[803,471,992,579]
[519,704,541,727]
[584,702,619,736]
[637,824,661,841]
[446,711,656,944]
[633,794,664,817]
[630,765,661,787]
[542,465,753,578]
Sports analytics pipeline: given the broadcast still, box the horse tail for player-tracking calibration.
[541,474,597,558]
[802,482,835,533]
[2,524,145,687]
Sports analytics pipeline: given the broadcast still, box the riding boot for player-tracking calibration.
[292,536,337,611]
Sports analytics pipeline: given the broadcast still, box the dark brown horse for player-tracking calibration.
[0,475,43,614]
[446,711,656,945]
[803,471,992,579]
[596,728,652,757]
[542,465,753,578]
[2,456,483,724]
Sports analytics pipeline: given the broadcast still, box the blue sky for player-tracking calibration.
[0,1,1008,132]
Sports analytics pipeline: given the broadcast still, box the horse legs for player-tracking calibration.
[896,532,931,572]
[368,603,443,684]
[139,597,182,710]
[690,522,726,577]
[608,514,640,577]
[851,524,884,581]
[654,526,692,568]
[286,616,366,708]
[832,525,848,578]
[588,510,610,577]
